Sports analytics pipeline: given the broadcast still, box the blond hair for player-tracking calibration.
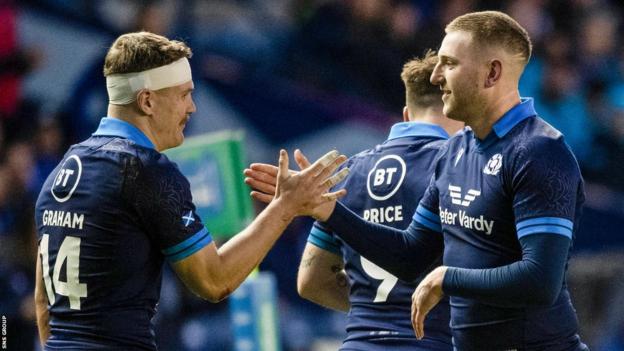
[400,50,441,109]
[103,31,192,76]
[446,11,532,64]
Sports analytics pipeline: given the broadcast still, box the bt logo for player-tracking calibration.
[366,155,406,201]
[51,155,82,203]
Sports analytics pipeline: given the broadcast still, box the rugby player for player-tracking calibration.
[296,52,461,350]
[247,11,588,351]
[34,31,348,350]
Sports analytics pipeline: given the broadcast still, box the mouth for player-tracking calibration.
[180,115,190,127]
[441,89,451,99]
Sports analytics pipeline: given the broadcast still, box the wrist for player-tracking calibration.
[269,198,297,222]
[313,201,337,222]
[439,266,451,294]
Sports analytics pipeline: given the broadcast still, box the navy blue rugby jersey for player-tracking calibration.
[415,99,585,350]
[309,122,452,351]
[35,117,212,350]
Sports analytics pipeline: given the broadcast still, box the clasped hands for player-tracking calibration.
[248,149,350,221]
[245,149,448,340]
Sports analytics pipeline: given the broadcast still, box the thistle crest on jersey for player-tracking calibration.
[483,153,502,175]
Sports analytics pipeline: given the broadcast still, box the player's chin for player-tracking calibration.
[173,130,185,147]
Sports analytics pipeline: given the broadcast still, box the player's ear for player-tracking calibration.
[484,59,502,88]
[136,89,154,115]
[403,106,410,122]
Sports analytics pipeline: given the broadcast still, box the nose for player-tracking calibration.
[189,97,197,114]
[430,63,443,86]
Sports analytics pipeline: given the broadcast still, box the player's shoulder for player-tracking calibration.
[518,115,564,142]
[510,116,572,157]
[506,116,581,175]
[80,136,183,181]
[73,136,151,162]
[133,149,183,184]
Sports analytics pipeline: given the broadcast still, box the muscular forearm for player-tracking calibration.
[301,272,350,312]
[325,202,443,282]
[215,199,296,294]
[297,246,350,312]
[443,234,570,307]
[175,150,349,301]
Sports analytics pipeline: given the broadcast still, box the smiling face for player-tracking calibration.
[150,80,196,150]
[430,31,488,124]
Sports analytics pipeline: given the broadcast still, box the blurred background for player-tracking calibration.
[1,0,624,350]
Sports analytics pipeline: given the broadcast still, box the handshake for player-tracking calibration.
[243,149,350,221]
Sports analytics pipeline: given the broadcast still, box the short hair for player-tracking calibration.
[400,50,441,109]
[103,31,192,76]
[446,11,532,64]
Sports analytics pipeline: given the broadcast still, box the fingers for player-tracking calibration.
[411,291,419,338]
[414,306,425,340]
[250,191,273,204]
[249,163,298,179]
[321,189,347,201]
[316,154,348,186]
[249,163,279,177]
[244,167,278,188]
[411,288,425,340]
[294,149,312,170]
[322,167,349,189]
[277,149,289,181]
[304,150,340,177]
[244,176,276,196]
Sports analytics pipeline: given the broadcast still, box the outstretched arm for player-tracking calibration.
[324,202,443,282]
[245,151,444,283]
[172,150,349,302]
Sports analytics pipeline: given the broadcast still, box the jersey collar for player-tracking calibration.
[387,122,449,141]
[92,117,156,150]
[491,97,536,138]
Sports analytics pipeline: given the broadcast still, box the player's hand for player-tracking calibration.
[270,149,349,220]
[244,149,349,215]
[244,164,278,203]
[411,266,447,340]
[244,148,320,203]
[244,163,289,204]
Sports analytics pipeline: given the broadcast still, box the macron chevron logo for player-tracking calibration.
[448,184,481,207]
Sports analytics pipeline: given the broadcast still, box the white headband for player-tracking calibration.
[106,57,192,105]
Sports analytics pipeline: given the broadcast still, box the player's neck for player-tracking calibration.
[106,104,161,151]
[470,90,521,139]
[409,106,462,135]
[408,106,440,124]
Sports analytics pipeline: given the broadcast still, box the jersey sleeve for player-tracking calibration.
[307,221,342,256]
[511,137,583,240]
[125,154,212,262]
[412,175,441,233]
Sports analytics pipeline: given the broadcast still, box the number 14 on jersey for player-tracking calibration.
[39,234,88,310]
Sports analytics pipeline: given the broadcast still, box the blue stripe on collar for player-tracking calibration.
[387,122,450,141]
[492,98,537,138]
[92,117,155,150]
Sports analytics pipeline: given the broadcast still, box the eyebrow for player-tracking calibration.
[438,55,458,63]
